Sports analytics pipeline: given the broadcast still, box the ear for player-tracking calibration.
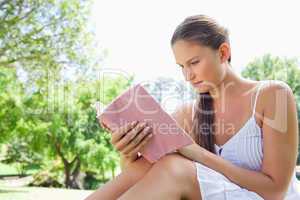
[218,42,231,64]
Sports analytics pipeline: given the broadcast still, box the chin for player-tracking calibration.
[194,87,209,94]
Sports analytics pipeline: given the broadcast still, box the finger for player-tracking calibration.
[115,121,146,151]
[126,133,153,158]
[99,120,111,132]
[111,121,138,144]
[133,126,152,145]
[127,126,152,151]
[115,122,147,151]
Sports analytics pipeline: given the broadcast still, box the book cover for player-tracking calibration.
[96,83,194,163]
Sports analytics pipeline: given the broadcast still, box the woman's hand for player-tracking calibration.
[110,121,153,162]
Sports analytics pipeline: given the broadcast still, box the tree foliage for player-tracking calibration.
[0,0,96,73]
[0,0,131,189]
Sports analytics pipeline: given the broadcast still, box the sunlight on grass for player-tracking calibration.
[0,164,18,175]
[0,186,93,200]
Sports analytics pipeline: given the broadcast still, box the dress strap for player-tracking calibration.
[252,81,266,116]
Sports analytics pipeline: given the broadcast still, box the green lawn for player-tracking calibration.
[1,178,300,200]
[0,162,115,200]
[0,163,18,175]
[0,186,93,200]
[0,163,41,176]
[0,165,298,200]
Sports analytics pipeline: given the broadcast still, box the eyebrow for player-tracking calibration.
[176,56,199,66]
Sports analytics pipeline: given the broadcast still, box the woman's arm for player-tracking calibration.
[171,100,196,141]
[178,81,299,200]
[120,152,142,171]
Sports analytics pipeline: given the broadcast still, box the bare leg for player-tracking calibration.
[84,157,153,200]
[117,153,202,200]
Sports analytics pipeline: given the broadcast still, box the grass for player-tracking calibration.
[0,177,299,200]
[0,163,297,200]
[0,163,19,175]
[0,186,93,200]
[0,162,118,200]
[0,163,40,176]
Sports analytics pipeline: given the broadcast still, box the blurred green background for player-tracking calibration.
[0,0,300,199]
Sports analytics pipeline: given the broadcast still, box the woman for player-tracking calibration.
[85,15,300,200]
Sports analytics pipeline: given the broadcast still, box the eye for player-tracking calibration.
[190,61,199,66]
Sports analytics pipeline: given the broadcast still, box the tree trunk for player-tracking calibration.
[62,156,81,189]
[53,140,81,189]
[69,157,81,189]
[100,164,105,181]
[64,163,71,188]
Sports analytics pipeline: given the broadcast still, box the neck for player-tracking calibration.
[208,64,244,104]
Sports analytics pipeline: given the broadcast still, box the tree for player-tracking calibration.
[0,0,129,189]
[0,67,24,143]
[0,0,96,70]
[1,71,133,188]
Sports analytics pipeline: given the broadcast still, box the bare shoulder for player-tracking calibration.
[259,80,296,130]
[260,80,294,107]
[262,80,293,93]
[170,100,195,139]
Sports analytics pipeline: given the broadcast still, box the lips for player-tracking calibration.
[192,81,203,87]
[194,81,203,84]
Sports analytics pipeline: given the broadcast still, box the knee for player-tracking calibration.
[153,153,196,181]
[156,153,201,200]
[123,157,153,181]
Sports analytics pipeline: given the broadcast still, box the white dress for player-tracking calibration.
[192,80,300,200]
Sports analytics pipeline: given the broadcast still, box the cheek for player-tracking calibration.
[195,61,214,79]
[195,61,223,84]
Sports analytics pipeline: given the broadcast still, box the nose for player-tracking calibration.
[182,67,195,81]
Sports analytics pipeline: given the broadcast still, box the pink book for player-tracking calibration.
[96,83,194,163]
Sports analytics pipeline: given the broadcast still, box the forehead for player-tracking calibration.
[172,40,209,63]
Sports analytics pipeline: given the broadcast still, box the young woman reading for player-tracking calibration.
[85,14,300,200]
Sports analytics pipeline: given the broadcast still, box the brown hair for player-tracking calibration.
[170,15,231,154]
